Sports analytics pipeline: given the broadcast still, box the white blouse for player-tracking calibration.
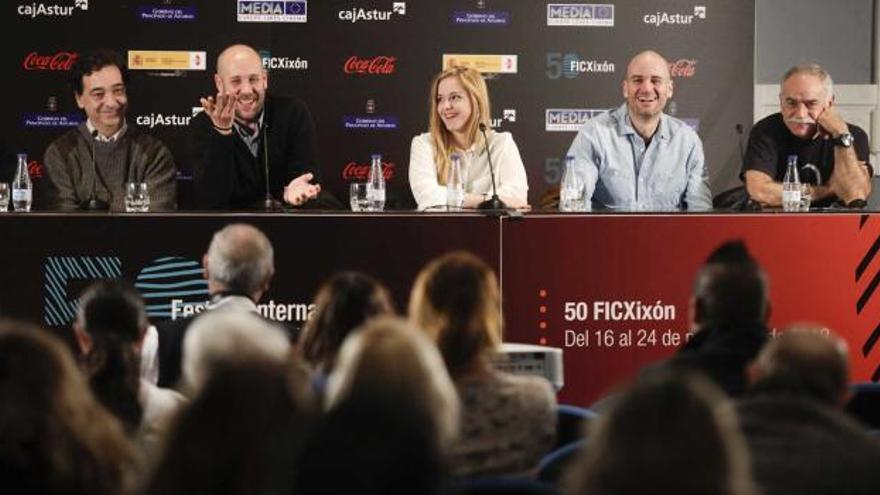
[408,131,529,210]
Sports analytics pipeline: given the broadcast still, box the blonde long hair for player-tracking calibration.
[428,66,492,185]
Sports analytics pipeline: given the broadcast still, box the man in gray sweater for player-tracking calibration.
[44,49,177,211]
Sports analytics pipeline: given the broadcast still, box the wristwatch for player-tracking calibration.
[833,132,854,148]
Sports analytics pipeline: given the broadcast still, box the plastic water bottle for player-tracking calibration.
[559,155,585,212]
[782,154,801,212]
[12,153,32,212]
[446,153,464,210]
[367,153,386,211]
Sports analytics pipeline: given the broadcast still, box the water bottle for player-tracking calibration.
[559,155,584,212]
[446,153,464,210]
[367,153,386,211]
[12,153,32,212]
[782,154,801,212]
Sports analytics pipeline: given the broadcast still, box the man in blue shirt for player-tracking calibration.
[566,50,711,211]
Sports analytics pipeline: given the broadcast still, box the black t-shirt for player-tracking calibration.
[742,113,872,206]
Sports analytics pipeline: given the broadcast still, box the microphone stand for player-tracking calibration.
[80,128,109,210]
[476,123,508,213]
[260,109,282,211]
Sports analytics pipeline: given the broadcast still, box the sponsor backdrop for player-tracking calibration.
[1,213,878,406]
[4,0,754,208]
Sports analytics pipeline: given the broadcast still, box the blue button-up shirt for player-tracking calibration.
[565,103,711,211]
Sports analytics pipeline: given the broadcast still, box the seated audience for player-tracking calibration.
[566,373,757,495]
[75,280,186,465]
[738,328,880,495]
[409,66,529,210]
[145,360,316,495]
[410,251,556,477]
[0,320,137,495]
[298,271,395,381]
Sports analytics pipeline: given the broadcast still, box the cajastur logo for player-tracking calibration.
[668,59,697,78]
[23,51,78,71]
[18,0,88,18]
[344,56,397,75]
[342,159,396,181]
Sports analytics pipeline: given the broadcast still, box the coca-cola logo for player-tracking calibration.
[28,160,45,179]
[341,161,395,181]
[343,56,397,75]
[23,51,78,71]
[668,59,697,78]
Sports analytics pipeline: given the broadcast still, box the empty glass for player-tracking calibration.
[0,183,9,212]
[350,183,370,212]
[125,182,150,212]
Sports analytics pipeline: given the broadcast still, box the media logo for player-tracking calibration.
[342,159,396,181]
[547,4,614,27]
[338,2,405,22]
[545,108,607,132]
[342,116,399,130]
[135,112,193,128]
[260,50,308,71]
[137,5,197,22]
[343,56,397,75]
[442,54,517,74]
[668,58,697,78]
[489,108,516,128]
[18,0,88,18]
[22,113,84,128]
[546,52,615,79]
[128,50,206,71]
[644,6,706,26]
[23,51,78,71]
[238,0,306,23]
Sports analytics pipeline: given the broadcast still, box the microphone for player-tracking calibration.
[80,129,109,210]
[735,124,746,168]
[476,123,507,211]
[261,103,281,211]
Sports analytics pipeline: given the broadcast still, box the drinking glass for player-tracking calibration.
[350,183,370,212]
[125,182,150,213]
[0,183,9,212]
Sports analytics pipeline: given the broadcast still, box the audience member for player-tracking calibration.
[738,328,880,495]
[145,360,316,495]
[155,222,283,387]
[410,251,556,477]
[566,373,757,495]
[324,316,460,449]
[75,281,185,464]
[661,240,770,396]
[0,320,137,495]
[298,271,395,380]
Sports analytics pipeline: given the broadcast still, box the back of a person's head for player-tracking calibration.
[693,240,769,328]
[567,373,756,495]
[205,223,274,295]
[748,327,849,406]
[325,315,460,448]
[77,280,146,433]
[298,271,395,373]
[297,394,449,495]
[182,310,290,394]
[146,359,316,495]
[0,320,135,495]
[409,251,501,377]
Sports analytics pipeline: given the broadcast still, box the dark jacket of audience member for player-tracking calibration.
[664,240,770,396]
[0,320,137,495]
[737,329,880,495]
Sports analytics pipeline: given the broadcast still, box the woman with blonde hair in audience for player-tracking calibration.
[0,320,137,495]
[409,65,529,210]
[324,315,460,449]
[409,251,557,477]
[566,373,758,495]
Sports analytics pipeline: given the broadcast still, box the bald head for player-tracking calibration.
[213,44,268,124]
[626,50,671,80]
[205,223,274,299]
[750,328,850,406]
[623,50,673,122]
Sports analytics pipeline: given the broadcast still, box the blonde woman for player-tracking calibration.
[409,66,529,210]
